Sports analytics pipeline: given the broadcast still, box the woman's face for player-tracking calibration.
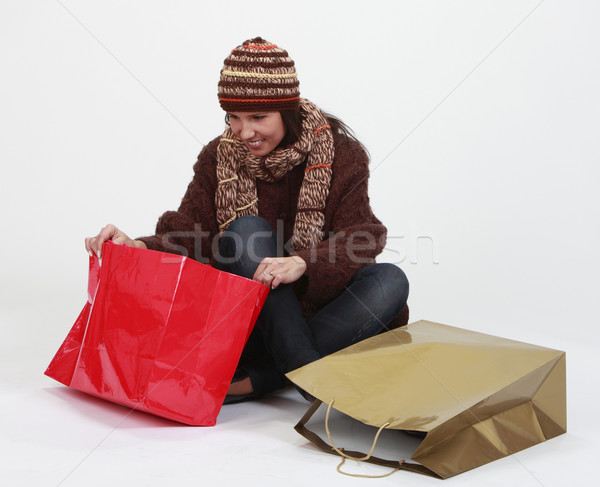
[228,111,286,157]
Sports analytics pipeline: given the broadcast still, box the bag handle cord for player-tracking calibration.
[325,398,403,478]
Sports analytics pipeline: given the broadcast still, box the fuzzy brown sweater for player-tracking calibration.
[138,132,408,326]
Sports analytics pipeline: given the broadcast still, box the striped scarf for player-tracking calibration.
[215,98,334,250]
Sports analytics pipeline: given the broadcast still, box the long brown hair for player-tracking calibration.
[279,109,365,151]
[225,108,366,152]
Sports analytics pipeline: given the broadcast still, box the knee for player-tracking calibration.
[218,216,277,275]
[226,215,273,239]
[365,263,409,305]
[221,216,274,257]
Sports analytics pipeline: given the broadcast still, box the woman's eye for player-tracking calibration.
[253,115,265,120]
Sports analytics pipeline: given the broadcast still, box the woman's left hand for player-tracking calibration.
[253,256,307,289]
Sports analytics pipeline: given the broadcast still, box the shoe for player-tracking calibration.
[222,392,256,405]
[223,368,256,405]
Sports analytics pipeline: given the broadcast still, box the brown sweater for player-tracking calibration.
[139,132,408,325]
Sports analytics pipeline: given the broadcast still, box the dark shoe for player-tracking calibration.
[222,392,256,405]
[223,368,256,405]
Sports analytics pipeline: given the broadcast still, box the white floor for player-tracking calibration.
[1,292,598,487]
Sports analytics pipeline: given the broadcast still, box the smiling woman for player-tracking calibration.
[227,111,286,156]
[85,37,410,404]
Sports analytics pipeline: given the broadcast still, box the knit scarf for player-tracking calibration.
[215,98,334,250]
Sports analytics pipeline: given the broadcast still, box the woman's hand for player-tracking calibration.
[85,223,147,259]
[253,256,307,289]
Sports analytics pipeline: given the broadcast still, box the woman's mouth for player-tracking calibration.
[246,139,265,150]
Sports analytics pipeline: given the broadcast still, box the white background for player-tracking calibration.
[1,1,598,485]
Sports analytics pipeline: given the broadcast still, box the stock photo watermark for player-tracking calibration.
[157,221,440,266]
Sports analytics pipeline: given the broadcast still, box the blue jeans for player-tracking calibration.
[218,216,409,397]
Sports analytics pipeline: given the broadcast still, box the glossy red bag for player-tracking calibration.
[45,241,269,426]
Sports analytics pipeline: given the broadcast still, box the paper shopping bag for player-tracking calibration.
[287,320,566,478]
[45,241,269,426]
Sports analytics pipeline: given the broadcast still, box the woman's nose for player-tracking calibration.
[239,121,255,140]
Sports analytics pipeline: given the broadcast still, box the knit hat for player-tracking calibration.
[218,37,300,112]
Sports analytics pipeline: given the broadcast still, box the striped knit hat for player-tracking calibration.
[218,37,300,112]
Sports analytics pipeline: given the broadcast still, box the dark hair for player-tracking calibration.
[225,108,366,152]
[279,110,302,146]
[280,109,365,152]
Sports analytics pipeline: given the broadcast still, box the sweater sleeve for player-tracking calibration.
[292,139,387,310]
[137,140,220,264]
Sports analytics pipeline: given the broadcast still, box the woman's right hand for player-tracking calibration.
[85,223,146,259]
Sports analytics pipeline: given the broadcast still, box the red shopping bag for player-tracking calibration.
[45,241,269,426]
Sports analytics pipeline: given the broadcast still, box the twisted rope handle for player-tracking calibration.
[325,399,403,478]
[336,457,403,479]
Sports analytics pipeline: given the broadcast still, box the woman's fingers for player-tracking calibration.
[253,259,275,286]
[270,262,293,289]
[252,262,267,283]
[85,224,130,259]
[270,272,283,289]
[252,257,306,289]
[253,257,284,286]
[94,225,113,258]
[86,236,100,258]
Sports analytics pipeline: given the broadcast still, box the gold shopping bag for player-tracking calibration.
[287,320,566,479]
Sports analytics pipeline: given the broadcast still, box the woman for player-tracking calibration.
[85,37,409,402]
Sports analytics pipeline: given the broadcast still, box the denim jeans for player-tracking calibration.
[218,216,409,397]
